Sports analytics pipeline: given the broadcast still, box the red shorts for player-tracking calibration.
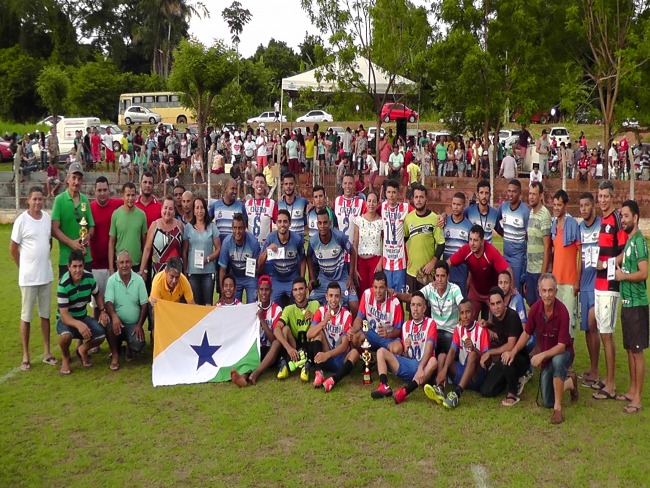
[105,149,115,163]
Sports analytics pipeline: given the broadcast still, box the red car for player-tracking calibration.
[381,103,418,123]
[0,141,13,162]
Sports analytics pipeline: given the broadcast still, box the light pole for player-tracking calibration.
[289,100,293,131]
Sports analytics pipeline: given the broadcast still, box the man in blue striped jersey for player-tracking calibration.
[465,180,499,244]
[209,178,247,243]
[278,173,309,240]
[496,179,530,293]
[444,192,472,295]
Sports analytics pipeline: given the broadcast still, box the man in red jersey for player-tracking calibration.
[135,171,162,229]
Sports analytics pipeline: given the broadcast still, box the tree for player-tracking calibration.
[0,47,42,121]
[252,39,300,97]
[168,39,235,156]
[36,65,69,131]
[222,0,252,85]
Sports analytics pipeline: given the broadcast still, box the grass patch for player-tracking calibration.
[0,225,649,486]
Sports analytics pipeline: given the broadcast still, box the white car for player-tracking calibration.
[622,119,639,128]
[498,129,521,144]
[549,126,570,145]
[247,111,287,124]
[367,126,385,142]
[296,110,333,123]
[123,106,162,125]
[37,115,64,127]
[327,126,345,137]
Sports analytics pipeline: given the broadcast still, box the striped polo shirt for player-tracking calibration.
[57,270,98,319]
[421,282,464,333]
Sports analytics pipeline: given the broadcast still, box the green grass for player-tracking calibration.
[1,225,649,487]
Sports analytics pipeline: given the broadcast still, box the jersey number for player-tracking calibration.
[253,216,261,236]
[385,220,397,245]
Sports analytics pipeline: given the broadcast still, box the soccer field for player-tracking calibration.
[0,224,648,487]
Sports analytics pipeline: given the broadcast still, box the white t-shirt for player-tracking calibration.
[119,153,131,168]
[366,155,378,172]
[529,170,543,185]
[102,134,114,151]
[244,140,256,157]
[608,147,618,162]
[256,136,267,157]
[11,211,54,287]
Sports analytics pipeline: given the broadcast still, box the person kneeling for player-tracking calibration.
[371,292,438,404]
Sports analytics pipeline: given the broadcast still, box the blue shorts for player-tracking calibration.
[235,277,257,304]
[322,351,346,372]
[366,327,400,351]
[580,290,595,331]
[310,279,358,307]
[271,280,294,305]
[524,272,541,307]
[452,360,486,391]
[56,316,106,341]
[396,356,419,381]
[385,269,407,293]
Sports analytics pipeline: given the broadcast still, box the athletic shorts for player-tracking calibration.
[321,351,346,372]
[396,356,419,381]
[435,329,453,356]
[451,360,486,391]
[271,280,294,305]
[56,316,106,341]
[106,149,115,163]
[366,327,400,351]
[406,274,424,295]
[20,283,52,322]
[621,306,649,351]
[384,269,407,293]
[91,268,110,308]
[556,284,577,338]
[579,290,595,332]
[595,290,620,334]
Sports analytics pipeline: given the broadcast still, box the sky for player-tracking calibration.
[188,0,315,58]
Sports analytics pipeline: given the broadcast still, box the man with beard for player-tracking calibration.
[245,173,277,246]
[278,172,309,239]
[135,172,162,229]
[443,192,472,294]
[464,180,499,243]
[209,178,247,244]
[307,185,336,239]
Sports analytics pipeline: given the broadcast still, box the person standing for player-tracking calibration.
[443,192,472,294]
[47,126,60,168]
[10,187,57,370]
[278,173,309,239]
[245,173,277,246]
[140,196,185,279]
[353,192,383,297]
[307,185,336,239]
[380,180,413,293]
[255,129,268,170]
[135,171,162,229]
[218,213,261,303]
[615,200,648,414]
[334,173,367,245]
[108,182,148,274]
[524,181,552,306]
[535,129,550,177]
[464,180,499,243]
[496,179,530,293]
[286,131,300,175]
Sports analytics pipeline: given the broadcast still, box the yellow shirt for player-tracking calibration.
[407,162,421,184]
[305,138,316,159]
[121,136,128,152]
[150,271,194,304]
[263,166,276,187]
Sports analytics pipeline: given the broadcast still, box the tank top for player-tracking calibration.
[151,222,183,274]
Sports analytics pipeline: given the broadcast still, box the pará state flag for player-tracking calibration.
[152,300,260,387]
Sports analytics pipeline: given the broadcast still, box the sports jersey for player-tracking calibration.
[620,230,649,308]
[333,196,366,242]
[421,282,464,333]
[507,292,527,325]
[402,317,437,361]
[218,299,241,306]
[595,210,628,292]
[258,302,282,347]
[357,288,404,334]
[380,201,413,271]
[218,232,261,279]
[464,204,498,243]
[443,214,472,285]
[278,196,308,237]
[209,198,247,242]
[261,230,304,282]
[497,201,530,264]
[280,300,321,339]
[450,321,490,366]
[307,206,336,239]
[311,305,353,350]
[404,209,445,278]
[307,229,351,282]
[245,197,278,246]
[526,205,552,273]
[580,217,601,289]
[449,242,510,296]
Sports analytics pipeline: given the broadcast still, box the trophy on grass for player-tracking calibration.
[78,203,88,245]
[361,320,372,385]
[288,350,307,372]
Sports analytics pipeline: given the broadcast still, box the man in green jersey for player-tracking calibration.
[615,200,648,414]
[274,277,320,381]
[404,183,445,293]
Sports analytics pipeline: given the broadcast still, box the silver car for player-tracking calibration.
[123,105,162,125]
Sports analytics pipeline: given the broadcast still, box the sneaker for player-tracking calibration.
[550,409,564,424]
[277,360,289,380]
[313,370,325,388]
[300,361,311,382]
[442,391,459,409]
[424,384,446,405]
[323,377,335,392]
[371,383,393,399]
[393,387,408,404]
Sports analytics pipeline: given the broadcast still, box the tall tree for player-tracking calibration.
[36,65,69,131]
[222,0,252,85]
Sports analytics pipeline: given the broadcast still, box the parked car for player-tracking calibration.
[622,118,639,128]
[327,126,345,137]
[380,103,418,123]
[123,105,162,125]
[247,112,287,124]
[221,123,240,133]
[0,140,13,161]
[36,115,64,127]
[367,126,386,142]
[549,126,570,145]
[296,110,333,123]
[498,129,522,144]
[99,124,124,152]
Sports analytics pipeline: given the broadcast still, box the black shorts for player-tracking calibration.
[435,329,453,356]
[621,306,649,351]
[406,274,424,295]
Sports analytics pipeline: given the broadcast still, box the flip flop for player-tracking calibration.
[59,368,71,375]
[42,356,58,366]
[501,395,520,407]
[109,363,119,371]
[20,361,31,371]
[624,404,642,414]
[592,389,616,400]
[590,380,606,391]
[581,378,598,388]
[616,394,633,402]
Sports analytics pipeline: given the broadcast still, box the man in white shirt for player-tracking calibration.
[243,133,256,163]
[499,148,518,179]
[256,129,268,170]
[102,128,115,172]
[364,150,379,192]
[10,186,57,370]
[608,141,619,179]
[118,149,132,184]
[286,131,300,175]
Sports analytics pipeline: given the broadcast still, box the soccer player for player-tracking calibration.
[371,292,438,404]
[245,173,278,246]
[578,192,601,387]
[231,276,282,387]
[258,209,306,305]
[495,179,530,292]
[425,299,489,409]
[379,179,413,292]
[333,173,366,245]
[307,185,336,239]
[218,275,241,306]
[404,183,445,293]
[309,282,360,392]
[497,270,527,326]
[218,213,260,303]
[592,180,628,401]
[307,209,359,313]
[277,173,309,239]
[615,200,648,413]
[209,178,247,243]
[349,271,404,354]
[524,181,552,306]
[464,180,499,243]
[443,192,472,294]
[135,171,162,229]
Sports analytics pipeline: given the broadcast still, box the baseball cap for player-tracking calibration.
[67,162,84,176]
[258,275,272,286]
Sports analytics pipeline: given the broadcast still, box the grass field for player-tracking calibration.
[1,224,649,487]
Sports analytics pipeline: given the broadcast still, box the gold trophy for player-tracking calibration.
[361,320,372,385]
[78,203,88,244]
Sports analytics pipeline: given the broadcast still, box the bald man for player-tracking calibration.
[180,191,194,225]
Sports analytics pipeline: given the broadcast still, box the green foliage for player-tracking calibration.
[67,57,124,120]
[222,1,253,46]
[253,39,300,93]
[0,47,42,121]
[36,65,70,126]
[210,82,255,125]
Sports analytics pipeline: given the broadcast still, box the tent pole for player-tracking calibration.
[280,88,284,133]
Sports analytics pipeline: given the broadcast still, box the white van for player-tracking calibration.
[56,117,101,156]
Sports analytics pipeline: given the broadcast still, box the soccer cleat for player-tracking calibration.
[424,384,446,405]
[300,361,311,382]
[443,391,459,409]
[313,370,325,388]
[393,387,408,404]
[323,377,335,393]
[277,360,289,380]
[371,383,393,399]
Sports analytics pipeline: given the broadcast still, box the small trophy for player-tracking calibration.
[361,320,372,385]
[78,203,88,244]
